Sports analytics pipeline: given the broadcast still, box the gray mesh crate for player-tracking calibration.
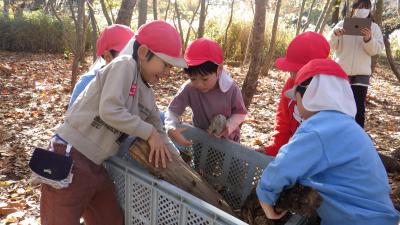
[104,125,308,225]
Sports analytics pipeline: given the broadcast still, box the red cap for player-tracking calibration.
[184,38,223,66]
[275,32,330,72]
[135,20,187,68]
[96,24,134,57]
[285,59,348,99]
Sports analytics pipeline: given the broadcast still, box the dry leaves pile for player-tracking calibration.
[1,51,399,224]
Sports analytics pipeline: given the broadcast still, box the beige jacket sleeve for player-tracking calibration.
[98,59,154,141]
[362,23,384,56]
[328,21,343,51]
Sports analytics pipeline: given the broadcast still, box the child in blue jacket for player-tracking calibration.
[256,59,399,225]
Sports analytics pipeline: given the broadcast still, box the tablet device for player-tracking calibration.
[343,17,372,36]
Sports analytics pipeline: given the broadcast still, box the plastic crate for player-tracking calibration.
[104,125,308,225]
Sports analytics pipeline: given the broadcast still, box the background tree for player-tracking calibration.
[100,0,113,25]
[164,0,171,20]
[87,0,98,61]
[302,0,317,31]
[261,0,282,74]
[69,0,88,91]
[331,0,342,25]
[315,0,332,32]
[319,0,336,33]
[223,0,235,56]
[174,1,184,48]
[197,0,206,38]
[116,0,137,26]
[153,0,158,20]
[371,0,383,73]
[296,0,307,35]
[243,0,255,66]
[138,0,148,27]
[184,1,201,49]
[2,0,9,17]
[241,0,267,108]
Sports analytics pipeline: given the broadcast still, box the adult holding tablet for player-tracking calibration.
[327,0,384,128]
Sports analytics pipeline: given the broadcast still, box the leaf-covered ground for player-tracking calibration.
[1,51,399,224]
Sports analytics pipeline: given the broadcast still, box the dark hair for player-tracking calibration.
[101,49,118,59]
[351,0,373,19]
[295,77,313,98]
[352,0,372,9]
[132,41,155,61]
[184,61,219,77]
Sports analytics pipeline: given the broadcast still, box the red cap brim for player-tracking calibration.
[275,58,305,72]
[186,59,207,66]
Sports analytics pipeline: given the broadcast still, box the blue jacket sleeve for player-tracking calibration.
[69,74,96,107]
[256,129,329,205]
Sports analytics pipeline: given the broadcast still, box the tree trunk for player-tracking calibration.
[174,1,184,48]
[100,0,113,25]
[331,0,341,25]
[32,0,45,10]
[398,0,400,15]
[223,0,235,57]
[384,36,400,82]
[302,0,317,31]
[319,0,336,33]
[184,1,201,49]
[164,0,170,20]
[241,0,267,109]
[315,0,331,32]
[116,0,137,26]
[138,0,147,27]
[261,0,282,75]
[296,0,307,35]
[128,139,235,215]
[3,0,10,18]
[242,25,253,66]
[87,0,98,62]
[152,0,157,20]
[371,0,383,73]
[69,0,87,92]
[197,0,206,38]
[109,0,116,22]
[374,0,383,26]
[341,0,348,18]
[343,0,351,17]
[243,0,256,66]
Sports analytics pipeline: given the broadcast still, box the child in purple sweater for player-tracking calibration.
[165,38,247,146]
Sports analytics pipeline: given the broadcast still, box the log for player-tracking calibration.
[241,184,322,225]
[379,152,400,173]
[128,138,235,215]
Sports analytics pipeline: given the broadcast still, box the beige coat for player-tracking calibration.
[56,55,168,164]
[327,20,384,76]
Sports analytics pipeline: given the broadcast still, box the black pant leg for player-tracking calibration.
[351,85,368,128]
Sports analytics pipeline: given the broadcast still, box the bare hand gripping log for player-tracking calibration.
[128,138,235,215]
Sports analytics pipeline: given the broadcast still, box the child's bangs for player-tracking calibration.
[184,61,218,77]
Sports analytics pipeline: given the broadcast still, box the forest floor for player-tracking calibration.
[0,51,399,224]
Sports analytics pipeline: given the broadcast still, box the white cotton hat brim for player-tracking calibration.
[302,74,357,118]
[155,52,187,68]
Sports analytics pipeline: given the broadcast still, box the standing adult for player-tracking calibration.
[327,0,384,128]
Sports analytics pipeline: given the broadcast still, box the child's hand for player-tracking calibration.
[208,126,229,139]
[167,127,192,147]
[334,28,345,36]
[255,147,266,154]
[259,201,288,220]
[148,128,172,168]
[361,27,372,42]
